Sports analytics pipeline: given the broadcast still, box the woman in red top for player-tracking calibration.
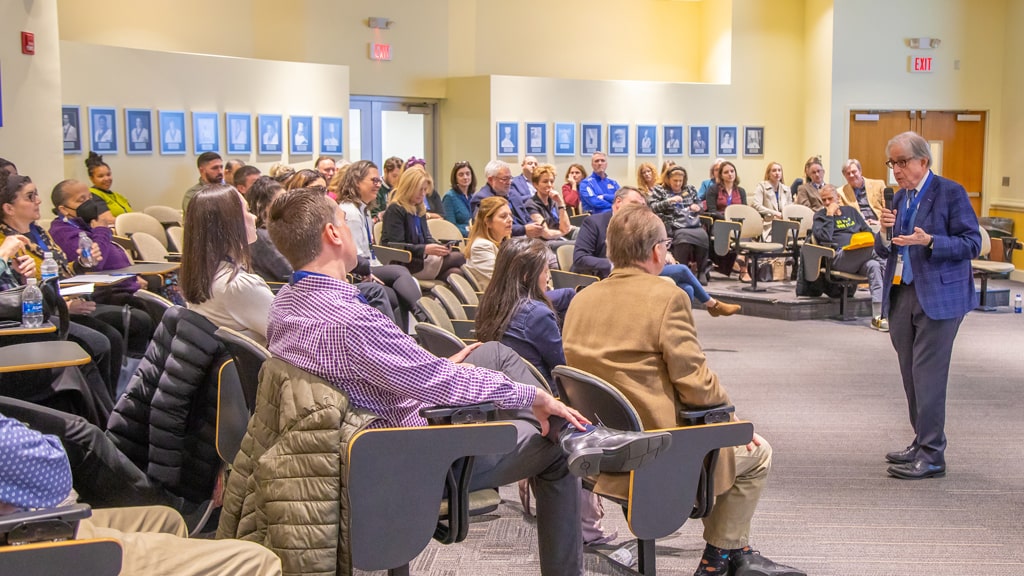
[705,161,751,281]
[561,163,586,212]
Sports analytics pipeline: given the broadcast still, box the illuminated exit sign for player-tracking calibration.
[369,43,392,61]
[910,56,933,72]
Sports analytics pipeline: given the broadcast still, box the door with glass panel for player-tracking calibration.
[349,97,437,182]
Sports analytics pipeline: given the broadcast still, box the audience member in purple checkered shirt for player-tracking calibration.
[264,189,672,575]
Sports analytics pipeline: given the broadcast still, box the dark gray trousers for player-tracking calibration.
[462,342,583,576]
[888,285,964,466]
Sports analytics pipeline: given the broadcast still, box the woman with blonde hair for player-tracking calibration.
[463,196,513,290]
[752,161,792,239]
[381,167,465,281]
[636,162,657,196]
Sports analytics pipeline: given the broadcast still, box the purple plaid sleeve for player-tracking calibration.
[0,414,73,509]
[267,274,535,427]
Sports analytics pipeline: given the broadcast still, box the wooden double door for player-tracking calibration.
[848,110,986,214]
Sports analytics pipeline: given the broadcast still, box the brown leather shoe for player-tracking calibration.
[707,300,741,317]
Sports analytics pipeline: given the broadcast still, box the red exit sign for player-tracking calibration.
[911,56,933,72]
[369,43,392,61]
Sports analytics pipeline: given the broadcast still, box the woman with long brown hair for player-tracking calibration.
[561,163,586,212]
[337,160,422,329]
[181,184,273,344]
[705,161,750,281]
[463,196,512,290]
[474,237,615,545]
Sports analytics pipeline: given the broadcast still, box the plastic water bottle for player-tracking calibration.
[1015,293,1022,314]
[41,251,59,284]
[78,232,95,268]
[21,278,44,328]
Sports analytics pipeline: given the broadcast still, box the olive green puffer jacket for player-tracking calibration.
[216,357,379,576]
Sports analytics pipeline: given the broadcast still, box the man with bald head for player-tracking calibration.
[578,152,620,214]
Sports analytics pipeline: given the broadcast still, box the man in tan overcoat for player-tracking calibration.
[563,204,805,576]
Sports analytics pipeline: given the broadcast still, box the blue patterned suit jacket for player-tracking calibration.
[874,172,981,320]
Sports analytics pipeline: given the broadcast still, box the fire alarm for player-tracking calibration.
[22,32,35,55]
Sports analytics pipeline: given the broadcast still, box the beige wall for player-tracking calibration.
[60,42,349,209]
[464,0,705,83]
[439,77,492,192]
[0,0,64,186]
[57,0,449,98]
[829,0,1008,211]
[482,0,805,188]
[803,0,834,174]
[996,0,1024,210]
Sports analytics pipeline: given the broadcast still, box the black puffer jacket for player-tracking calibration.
[106,306,226,505]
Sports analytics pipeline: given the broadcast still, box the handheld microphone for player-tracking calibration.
[884,187,895,241]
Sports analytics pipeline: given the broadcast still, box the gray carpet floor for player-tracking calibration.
[358,287,1024,576]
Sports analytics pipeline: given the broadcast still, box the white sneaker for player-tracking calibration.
[871,317,889,332]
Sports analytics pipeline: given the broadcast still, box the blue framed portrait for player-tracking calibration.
[716,125,738,157]
[663,125,683,156]
[581,123,602,155]
[125,109,153,155]
[89,107,118,154]
[258,114,283,155]
[743,126,764,156]
[62,106,82,154]
[158,111,186,155]
[553,123,575,156]
[637,125,657,157]
[226,113,251,154]
[689,125,710,157]
[290,115,313,155]
[192,112,220,154]
[320,116,343,155]
[496,122,518,156]
[525,122,546,156]
[608,124,629,156]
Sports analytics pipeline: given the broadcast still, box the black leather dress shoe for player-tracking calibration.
[885,446,917,464]
[560,425,671,477]
[731,552,807,576]
[887,459,946,480]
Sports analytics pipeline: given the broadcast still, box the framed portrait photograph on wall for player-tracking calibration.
[637,125,657,157]
[290,115,313,155]
[125,109,153,155]
[192,112,220,154]
[226,113,251,154]
[689,125,710,157]
[320,116,343,155]
[608,124,629,156]
[89,107,118,154]
[554,123,575,156]
[743,126,764,156]
[496,122,518,156]
[258,114,283,155]
[581,123,602,155]
[62,106,82,154]
[525,122,546,155]
[663,125,683,156]
[158,110,186,155]
[716,125,738,157]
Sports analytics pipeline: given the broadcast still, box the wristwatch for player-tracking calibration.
[927,235,934,249]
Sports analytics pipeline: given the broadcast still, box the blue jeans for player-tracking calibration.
[661,264,711,304]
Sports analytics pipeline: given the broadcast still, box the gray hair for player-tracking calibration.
[841,159,862,175]
[886,131,932,167]
[484,160,509,179]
